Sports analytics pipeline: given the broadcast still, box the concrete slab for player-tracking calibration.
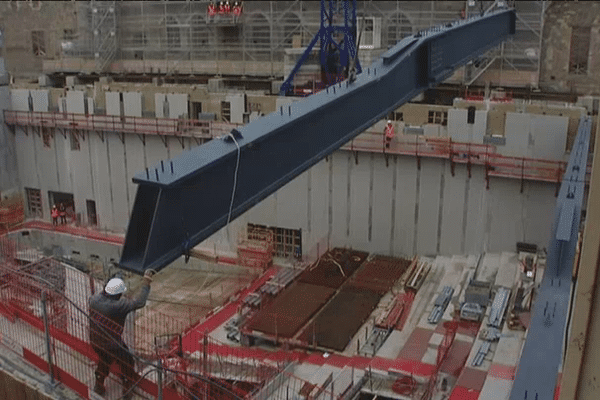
[479,376,513,400]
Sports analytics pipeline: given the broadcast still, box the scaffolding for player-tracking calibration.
[42,0,546,84]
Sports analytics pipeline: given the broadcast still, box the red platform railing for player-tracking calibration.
[345,131,568,185]
[3,110,238,140]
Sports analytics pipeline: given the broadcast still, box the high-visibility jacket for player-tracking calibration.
[207,3,216,17]
[233,4,242,16]
[385,123,395,139]
[51,208,59,219]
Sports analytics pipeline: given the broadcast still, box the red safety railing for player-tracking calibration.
[3,110,239,140]
[345,131,568,184]
[0,237,342,400]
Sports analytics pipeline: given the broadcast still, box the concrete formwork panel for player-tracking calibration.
[105,92,120,116]
[276,164,308,230]
[90,133,113,230]
[393,155,418,257]
[330,152,350,243]
[123,92,142,117]
[52,132,73,194]
[70,132,95,225]
[167,93,189,119]
[66,91,86,114]
[14,128,38,189]
[487,178,524,253]
[106,135,129,230]
[124,133,144,214]
[416,158,442,256]
[371,154,395,254]
[247,192,277,228]
[154,93,167,118]
[308,158,330,251]
[464,166,487,255]
[10,89,31,112]
[521,180,555,248]
[143,135,169,172]
[349,153,371,251]
[167,137,186,160]
[0,87,18,191]
[439,163,468,255]
[529,114,568,160]
[30,90,49,112]
[35,131,60,195]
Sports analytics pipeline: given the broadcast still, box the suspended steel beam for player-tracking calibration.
[119,8,516,274]
[510,116,592,400]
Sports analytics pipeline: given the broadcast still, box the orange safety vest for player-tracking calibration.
[207,3,216,17]
[385,124,395,139]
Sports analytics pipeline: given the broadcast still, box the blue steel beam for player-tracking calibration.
[119,9,516,274]
[510,116,592,400]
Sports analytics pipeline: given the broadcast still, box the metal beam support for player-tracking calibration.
[510,116,592,400]
[559,114,600,400]
[119,9,516,274]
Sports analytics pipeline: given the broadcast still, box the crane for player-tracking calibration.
[118,8,516,276]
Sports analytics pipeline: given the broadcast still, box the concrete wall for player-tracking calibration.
[199,151,556,260]
[0,86,19,194]
[12,118,557,259]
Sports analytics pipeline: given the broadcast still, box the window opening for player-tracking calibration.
[31,30,46,56]
[428,110,448,126]
[248,223,302,259]
[569,26,590,75]
[86,200,97,226]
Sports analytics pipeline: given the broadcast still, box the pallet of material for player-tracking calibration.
[405,258,431,291]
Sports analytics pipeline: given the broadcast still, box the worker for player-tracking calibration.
[207,1,216,19]
[58,202,66,225]
[223,0,231,14]
[89,270,154,399]
[385,120,395,149]
[51,205,59,226]
[232,1,242,22]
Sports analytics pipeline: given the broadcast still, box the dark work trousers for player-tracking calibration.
[93,341,138,390]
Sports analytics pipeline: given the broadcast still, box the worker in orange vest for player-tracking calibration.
[207,1,217,18]
[385,120,395,149]
[232,1,242,21]
[51,205,59,226]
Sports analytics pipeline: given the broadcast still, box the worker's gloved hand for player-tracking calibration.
[143,270,155,285]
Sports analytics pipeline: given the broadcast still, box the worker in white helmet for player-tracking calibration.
[89,269,154,399]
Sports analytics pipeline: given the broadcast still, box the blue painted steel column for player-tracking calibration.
[510,116,592,400]
[119,9,516,274]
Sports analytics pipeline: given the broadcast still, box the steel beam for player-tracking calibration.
[119,9,516,274]
[510,116,592,400]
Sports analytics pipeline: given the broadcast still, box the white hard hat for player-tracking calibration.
[387,120,392,124]
[105,278,126,295]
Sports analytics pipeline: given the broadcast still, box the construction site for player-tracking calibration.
[0,1,599,400]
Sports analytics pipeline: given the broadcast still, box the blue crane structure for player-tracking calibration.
[280,0,361,95]
[118,8,515,275]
